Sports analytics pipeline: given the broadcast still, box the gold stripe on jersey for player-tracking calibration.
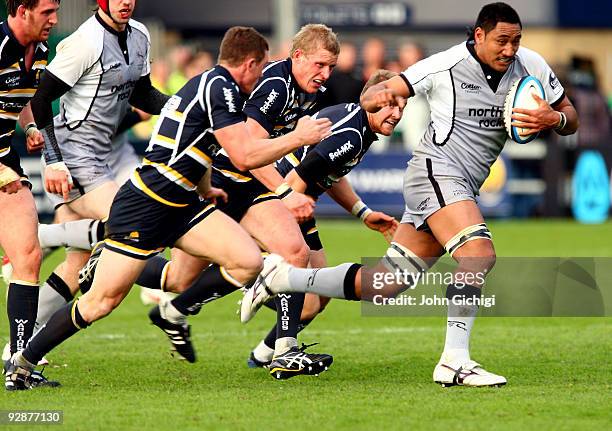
[151,133,176,146]
[142,158,196,190]
[285,153,300,167]
[0,88,36,97]
[187,146,212,168]
[131,171,189,208]
[32,59,47,69]
[215,168,252,183]
[0,130,15,139]
[0,66,19,76]
[0,111,19,120]
[105,239,165,257]
[0,146,11,157]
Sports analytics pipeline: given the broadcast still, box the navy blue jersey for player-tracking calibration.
[0,21,48,157]
[213,58,325,182]
[131,65,244,207]
[277,103,378,198]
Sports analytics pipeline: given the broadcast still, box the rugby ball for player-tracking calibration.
[503,75,545,144]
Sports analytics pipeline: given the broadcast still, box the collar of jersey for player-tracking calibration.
[361,108,378,143]
[1,20,46,53]
[465,40,505,83]
[95,12,131,37]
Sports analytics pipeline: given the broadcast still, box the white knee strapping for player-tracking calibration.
[444,223,492,257]
[381,242,430,288]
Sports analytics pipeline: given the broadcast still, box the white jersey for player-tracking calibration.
[47,14,151,160]
[402,41,564,192]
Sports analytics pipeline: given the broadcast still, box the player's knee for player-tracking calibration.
[90,295,122,320]
[234,252,264,284]
[282,241,310,268]
[9,242,42,279]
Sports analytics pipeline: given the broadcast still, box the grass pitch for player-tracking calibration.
[1,219,610,430]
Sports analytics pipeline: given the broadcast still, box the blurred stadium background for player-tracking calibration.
[3,0,610,224]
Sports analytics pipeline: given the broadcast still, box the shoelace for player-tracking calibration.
[299,342,319,352]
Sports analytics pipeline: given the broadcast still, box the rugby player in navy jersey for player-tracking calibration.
[138,24,340,378]
[241,2,579,387]
[0,0,60,390]
[144,71,401,379]
[5,26,331,389]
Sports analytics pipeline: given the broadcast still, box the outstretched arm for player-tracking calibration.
[360,75,412,113]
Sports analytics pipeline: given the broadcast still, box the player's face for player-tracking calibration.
[369,97,405,136]
[292,46,337,93]
[23,0,59,43]
[108,0,136,26]
[242,52,270,94]
[475,22,522,72]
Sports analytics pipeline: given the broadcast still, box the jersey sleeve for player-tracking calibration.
[402,47,462,97]
[203,77,245,131]
[46,31,100,87]
[310,129,363,169]
[243,77,289,134]
[518,47,565,105]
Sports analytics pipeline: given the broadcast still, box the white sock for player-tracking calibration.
[253,340,274,362]
[38,219,99,250]
[274,336,297,356]
[441,302,478,365]
[287,263,357,298]
[35,281,70,331]
[160,299,186,325]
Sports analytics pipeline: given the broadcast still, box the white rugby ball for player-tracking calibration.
[503,75,545,144]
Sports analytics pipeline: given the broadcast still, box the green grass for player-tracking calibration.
[1,219,611,430]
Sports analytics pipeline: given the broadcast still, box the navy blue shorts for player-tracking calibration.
[211,170,279,222]
[104,183,216,259]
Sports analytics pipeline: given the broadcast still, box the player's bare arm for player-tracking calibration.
[359,75,411,113]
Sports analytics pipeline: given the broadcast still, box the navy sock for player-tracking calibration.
[7,282,39,355]
[263,316,314,349]
[135,256,169,290]
[275,292,305,341]
[22,301,89,365]
[170,264,241,315]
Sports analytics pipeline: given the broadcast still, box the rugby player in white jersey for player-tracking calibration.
[26,0,168,351]
[241,2,578,387]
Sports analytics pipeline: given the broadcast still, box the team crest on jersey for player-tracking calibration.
[260,89,279,114]
[549,72,562,95]
[223,87,236,112]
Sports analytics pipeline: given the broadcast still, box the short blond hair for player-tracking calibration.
[361,69,397,96]
[290,24,340,57]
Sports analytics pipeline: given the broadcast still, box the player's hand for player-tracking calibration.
[282,190,315,223]
[364,211,399,243]
[362,88,404,113]
[0,164,22,194]
[511,93,559,135]
[25,127,45,153]
[294,115,332,146]
[45,162,73,201]
[202,186,228,205]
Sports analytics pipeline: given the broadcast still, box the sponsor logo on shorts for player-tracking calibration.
[260,89,279,114]
[417,196,431,211]
[328,142,354,161]
[223,87,236,112]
